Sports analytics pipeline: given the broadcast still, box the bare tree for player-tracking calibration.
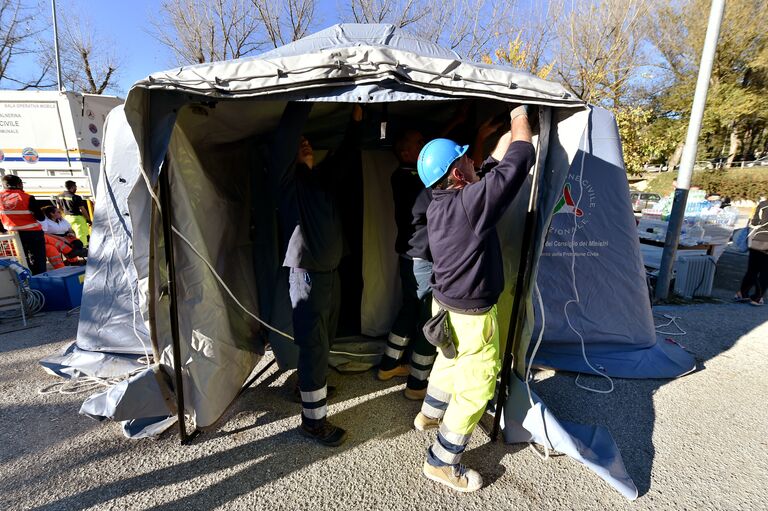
[412,0,515,61]
[554,0,649,107]
[0,0,54,89]
[251,0,317,48]
[56,19,121,94]
[344,0,429,28]
[152,0,264,65]
[484,0,563,78]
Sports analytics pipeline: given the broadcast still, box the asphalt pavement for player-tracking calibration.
[0,250,766,510]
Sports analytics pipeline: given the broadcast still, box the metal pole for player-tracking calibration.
[655,0,725,300]
[159,164,190,444]
[51,0,63,91]
[490,126,544,442]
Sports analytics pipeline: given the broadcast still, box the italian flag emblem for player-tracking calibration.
[553,183,584,217]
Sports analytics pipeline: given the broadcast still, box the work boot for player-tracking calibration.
[292,384,337,404]
[299,418,348,447]
[404,386,427,401]
[377,364,409,381]
[422,461,483,492]
[413,412,439,431]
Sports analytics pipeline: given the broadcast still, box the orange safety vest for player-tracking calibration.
[0,190,43,232]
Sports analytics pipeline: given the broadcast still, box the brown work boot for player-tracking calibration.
[413,412,439,431]
[404,386,427,401]
[422,461,483,492]
[299,418,348,447]
[377,364,409,381]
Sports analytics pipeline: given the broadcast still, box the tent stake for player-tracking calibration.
[159,163,190,445]
[489,124,544,442]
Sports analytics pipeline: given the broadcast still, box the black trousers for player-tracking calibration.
[740,249,768,301]
[289,268,340,424]
[17,230,47,275]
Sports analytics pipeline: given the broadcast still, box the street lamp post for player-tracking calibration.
[654,0,725,300]
[51,0,63,91]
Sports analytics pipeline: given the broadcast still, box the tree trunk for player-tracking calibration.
[727,123,743,165]
[667,140,684,170]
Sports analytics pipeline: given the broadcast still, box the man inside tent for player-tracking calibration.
[380,116,506,398]
[413,105,535,492]
[377,128,436,398]
[273,103,363,447]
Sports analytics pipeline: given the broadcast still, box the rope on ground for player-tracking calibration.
[38,369,144,396]
[654,313,687,336]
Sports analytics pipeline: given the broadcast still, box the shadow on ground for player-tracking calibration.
[525,248,764,497]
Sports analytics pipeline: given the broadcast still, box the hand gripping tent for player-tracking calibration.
[41,24,695,499]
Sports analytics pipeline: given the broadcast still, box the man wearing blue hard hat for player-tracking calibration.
[413,104,535,492]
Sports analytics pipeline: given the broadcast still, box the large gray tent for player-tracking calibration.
[41,24,696,499]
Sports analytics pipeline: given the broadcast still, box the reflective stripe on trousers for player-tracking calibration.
[301,384,328,421]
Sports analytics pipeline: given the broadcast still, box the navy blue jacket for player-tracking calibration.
[427,140,535,310]
[272,102,361,271]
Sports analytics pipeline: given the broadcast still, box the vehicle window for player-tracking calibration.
[630,193,639,200]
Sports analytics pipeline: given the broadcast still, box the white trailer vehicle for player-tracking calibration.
[0,90,123,203]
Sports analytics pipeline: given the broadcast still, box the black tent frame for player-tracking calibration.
[157,105,546,445]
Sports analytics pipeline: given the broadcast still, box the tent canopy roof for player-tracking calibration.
[128,24,582,107]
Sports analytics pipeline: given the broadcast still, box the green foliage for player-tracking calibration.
[614,105,652,174]
[652,0,768,161]
[644,169,768,200]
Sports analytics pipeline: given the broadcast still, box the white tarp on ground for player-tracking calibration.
[41,24,698,499]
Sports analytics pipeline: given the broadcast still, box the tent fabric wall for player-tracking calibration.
[531,107,695,378]
[155,125,264,428]
[76,106,151,355]
[360,150,402,336]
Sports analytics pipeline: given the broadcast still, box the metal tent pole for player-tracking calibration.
[158,164,191,444]
[489,132,544,442]
[654,0,725,300]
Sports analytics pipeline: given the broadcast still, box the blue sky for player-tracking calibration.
[8,0,343,96]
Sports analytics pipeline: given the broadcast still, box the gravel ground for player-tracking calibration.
[0,254,766,510]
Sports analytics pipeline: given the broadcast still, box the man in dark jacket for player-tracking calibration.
[377,129,438,399]
[273,103,363,447]
[413,105,535,492]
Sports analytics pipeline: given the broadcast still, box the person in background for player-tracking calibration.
[413,105,535,492]
[57,180,91,247]
[44,233,86,269]
[0,175,47,274]
[736,196,768,306]
[40,206,75,237]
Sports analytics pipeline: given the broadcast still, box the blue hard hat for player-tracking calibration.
[417,138,469,188]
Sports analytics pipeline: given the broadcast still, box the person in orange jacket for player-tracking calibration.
[0,175,46,274]
[43,233,87,269]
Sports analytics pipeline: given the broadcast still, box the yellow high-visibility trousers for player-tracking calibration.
[426,302,501,436]
[65,215,89,248]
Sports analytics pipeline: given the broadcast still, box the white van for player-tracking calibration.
[0,90,123,202]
